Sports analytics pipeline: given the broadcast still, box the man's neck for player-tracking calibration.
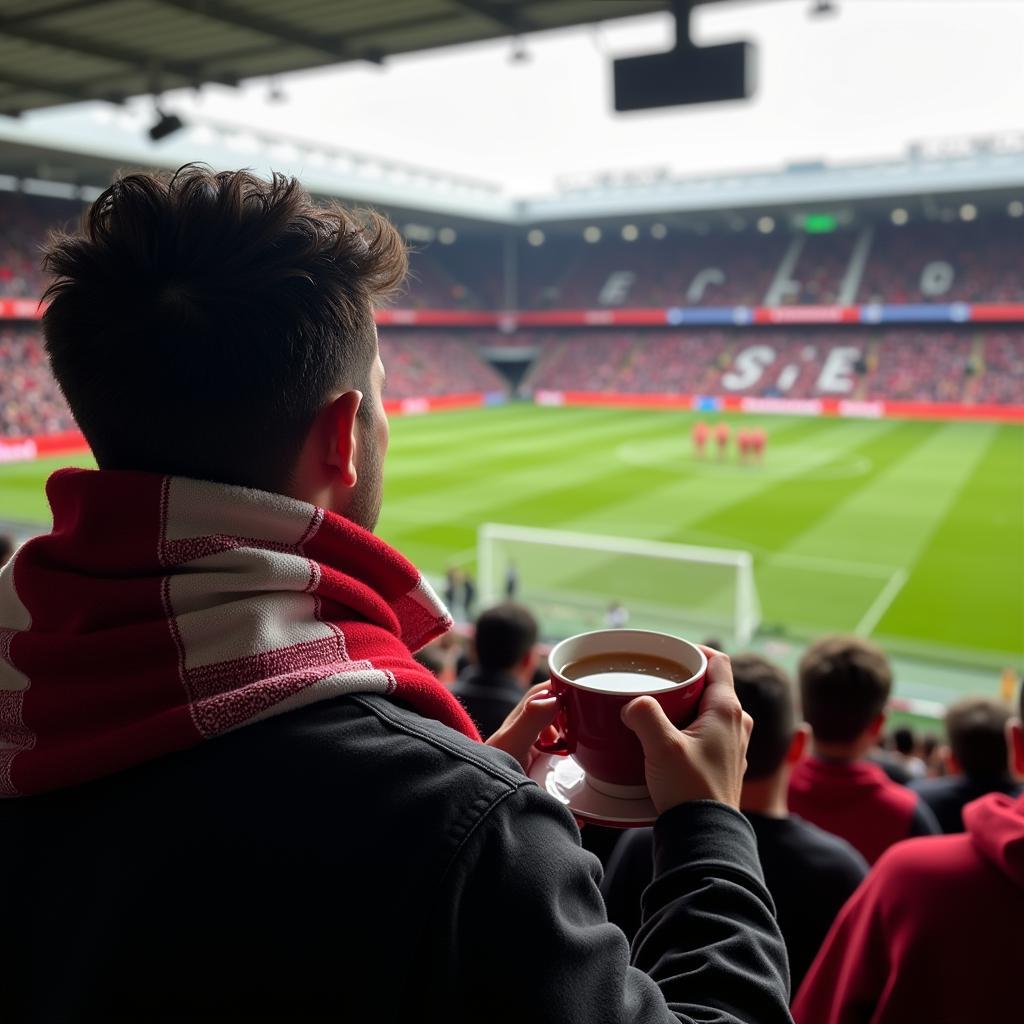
[811,738,870,762]
[739,775,789,819]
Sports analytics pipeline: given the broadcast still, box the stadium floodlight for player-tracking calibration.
[527,229,545,246]
[149,108,184,143]
[1009,201,1024,218]
[478,524,762,648]
[757,216,775,234]
[438,227,457,245]
[960,203,977,222]
[621,224,639,242]
[583,226,602,243]
[891,208,909,226]
[651,222,668,239]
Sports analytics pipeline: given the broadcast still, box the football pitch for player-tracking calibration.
[2,404,1022,715]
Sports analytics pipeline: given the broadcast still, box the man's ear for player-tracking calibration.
[867,712,886,741]
[786,724,810,766]
[324,391,363,488]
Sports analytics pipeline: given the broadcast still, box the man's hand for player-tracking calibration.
[486,683,560,772]
[621,647,751,814]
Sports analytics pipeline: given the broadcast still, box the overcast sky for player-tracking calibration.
[122,0,1024,195]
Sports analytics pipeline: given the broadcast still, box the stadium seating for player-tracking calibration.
[0,328,76,436]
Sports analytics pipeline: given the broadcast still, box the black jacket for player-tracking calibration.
[2,694,792,1023]
[450,665,525,738]
[602,812,868,994]
[910,773,1024,833]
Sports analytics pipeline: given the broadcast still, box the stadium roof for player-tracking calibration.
[0,0,664,117]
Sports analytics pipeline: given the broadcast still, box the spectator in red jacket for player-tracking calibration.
[793,683,1024,1023]
[788,636,939,863]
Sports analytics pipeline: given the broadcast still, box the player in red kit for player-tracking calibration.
[714,422,731,461]
[692,420,710,459]
[751,427,767,465]
[737,429,751,465]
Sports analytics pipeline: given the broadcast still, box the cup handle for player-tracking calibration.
[534,691,574,755]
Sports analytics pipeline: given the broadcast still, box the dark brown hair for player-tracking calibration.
[473,602,538,672]
[732,653,796,780]
[946,698,1013,779]
[41,164,406,492]
[798,635,892,744]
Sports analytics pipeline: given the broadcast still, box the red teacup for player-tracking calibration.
[537,629,707,798]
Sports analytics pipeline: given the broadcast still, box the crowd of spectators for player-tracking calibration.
[0,328,76,436]
[5,189,1024,308]
[377,332,505,397]
[419,604,1023,1020]
[523,328,1024,404]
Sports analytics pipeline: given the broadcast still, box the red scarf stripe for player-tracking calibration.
[0,469,480,797]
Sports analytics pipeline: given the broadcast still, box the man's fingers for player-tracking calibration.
[621,696,681,758]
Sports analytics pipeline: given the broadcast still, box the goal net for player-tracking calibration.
[478,524,761,647]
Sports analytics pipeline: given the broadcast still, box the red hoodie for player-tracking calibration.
[793,791,1024,1023]
[788,755,936,864]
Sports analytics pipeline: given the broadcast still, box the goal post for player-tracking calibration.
[478,523,761,647]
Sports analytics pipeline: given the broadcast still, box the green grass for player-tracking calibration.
[3,404,1022,715]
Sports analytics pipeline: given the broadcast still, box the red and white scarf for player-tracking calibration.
[0,468,480,797]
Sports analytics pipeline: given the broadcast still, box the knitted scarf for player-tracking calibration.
[0,468,480,797]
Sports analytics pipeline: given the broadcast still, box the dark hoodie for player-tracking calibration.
[793,791,1024,1023]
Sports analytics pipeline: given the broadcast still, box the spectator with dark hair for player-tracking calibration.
[451,602,538,739]
[0,166,791,1021]
[0,534,14,567]
[910,698,1022,833]
[603,653,867,992]
[892,725,926,779]
[788,636,939,863]
[794,683,1024,1023]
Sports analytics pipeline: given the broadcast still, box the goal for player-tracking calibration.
[477,523,761,647]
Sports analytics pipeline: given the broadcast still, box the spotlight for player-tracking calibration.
[527,229,545,246]
[438,227,457,245]
[650,222,668,239]
[149,109,184,142]
[1008,200,1024,218]
[621,224,639,242]
[890,208,909,226]
[959,203,977,222]
[757,216,775,234]
[583,226,602,243]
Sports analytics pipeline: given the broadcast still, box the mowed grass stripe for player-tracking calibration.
[683,420,936,552]
[565,418,896,543]
[875,424,1024,657]
[777,421,996,570]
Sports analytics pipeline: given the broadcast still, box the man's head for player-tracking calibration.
[893,726,916,758]
[0,535,14,567]
[472,602,538,682]
[733,653,804,783]
[945,698,1014,780]
[799,635,892,752]
[42,165,406,528]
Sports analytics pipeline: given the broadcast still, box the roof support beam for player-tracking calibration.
[448,0,537,34]
[151,0,351,61]
[0,12,239,89]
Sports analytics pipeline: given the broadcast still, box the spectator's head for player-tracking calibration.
[733,653,806,783]
[799,635,892,754]
[0,534,14,566]
[42,165,406,529]
[945,698,1014,780]
[893,726,916,757]
[472,602,538,682]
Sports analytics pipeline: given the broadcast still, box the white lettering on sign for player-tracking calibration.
[776,363,800,393]
[686,268,726,303]
[722,345,776,391]
[599,271,636,306]
[920,260,955,298]
[817,346,862,394]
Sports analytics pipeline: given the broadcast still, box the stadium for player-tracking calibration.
[0,1,1022,1019]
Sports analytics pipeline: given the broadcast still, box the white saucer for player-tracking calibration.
[528,753,657,828]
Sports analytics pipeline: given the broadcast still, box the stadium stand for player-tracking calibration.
[0,328,76,436]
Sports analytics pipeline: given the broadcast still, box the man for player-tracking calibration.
[691,419,709,459]
[910,697,1022,832]
[794,685,1024,1022]
[714,420,731,460]
[602,654,867,993]
[0,167,790,1022]
[0,533,14,566]
[451,602,537,739]
[788,635,939,863]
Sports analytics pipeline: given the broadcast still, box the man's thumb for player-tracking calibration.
[621,696,678,756]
